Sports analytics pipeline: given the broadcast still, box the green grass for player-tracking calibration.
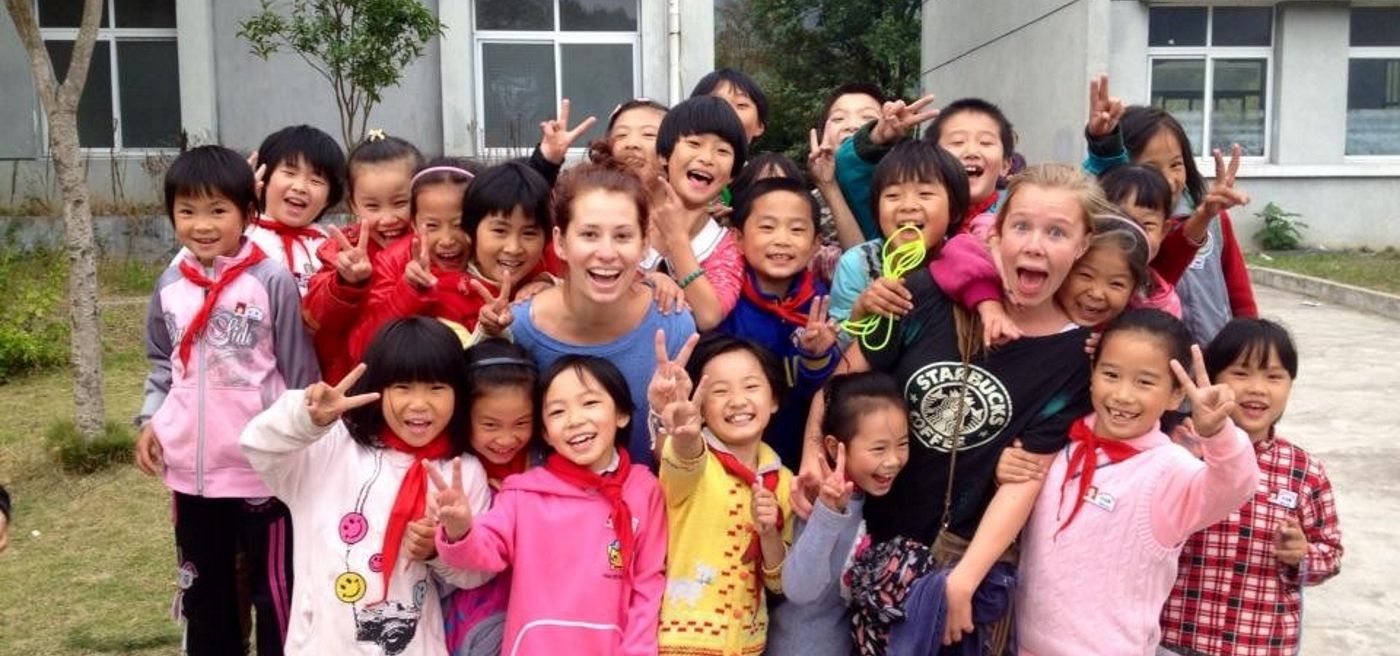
[1248,248,1400,296]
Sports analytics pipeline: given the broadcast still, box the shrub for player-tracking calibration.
[46,420,134,474]
[1254,202,1308,251]
[0,250,69,382]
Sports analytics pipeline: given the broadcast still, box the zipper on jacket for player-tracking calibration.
[196,287,207,496]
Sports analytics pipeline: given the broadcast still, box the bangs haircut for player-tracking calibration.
[817,83,886,131]
[343,317,472,455]
[926,98,1015,159]
[684,333,789,401]
[733,176,818,233]
[820,371,905,444]
[871,141,971,235]
[464,161,552,236]
[552,163,651,235]
[1204,318,1299,381]
[1089,214,1152,294]
[256,124,347,218]
[1100,163,1173,219]
[587,99,669,166]
[464,338,541,454]
[347,134,425,196]
[1120,106,1205,205]
[657,96,749,177]
[690,68,769,127]
[538,355,637,451]
[1094,309,1194,388]
[411,157,480,219]
[730,151,804,203]
[165,145,259,223]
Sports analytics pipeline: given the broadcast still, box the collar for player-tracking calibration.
[641,217,727,270]
[701,428,780,476]
[178,237,256,273]
[598,449,622,475]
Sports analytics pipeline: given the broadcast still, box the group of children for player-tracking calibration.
[131,68,1341,655]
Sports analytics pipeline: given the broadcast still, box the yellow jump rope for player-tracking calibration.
[838,225,926,351]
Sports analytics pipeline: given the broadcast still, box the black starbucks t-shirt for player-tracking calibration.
[861,268,1092,544]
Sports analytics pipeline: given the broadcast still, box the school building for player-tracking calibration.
[0,0,714,208]
[921,1,1400,249]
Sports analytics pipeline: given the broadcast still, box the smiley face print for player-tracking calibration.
[335,571,368,604]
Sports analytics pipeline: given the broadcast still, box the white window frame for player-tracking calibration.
[1146,6,1275,166]
[35,0,180,154]
[1344,46,1400,161]
[471,0,641,159]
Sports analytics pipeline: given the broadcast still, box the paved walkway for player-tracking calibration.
[1257,285,1400,654]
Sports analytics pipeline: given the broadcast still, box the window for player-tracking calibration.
[1346,8,1400,156]
[37,0,181,149]
[1147,6,1272,158]
[473,0,639,149]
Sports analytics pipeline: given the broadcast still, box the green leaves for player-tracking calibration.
[1254,202,1308,251]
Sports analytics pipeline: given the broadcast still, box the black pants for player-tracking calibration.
[172,493,293,656]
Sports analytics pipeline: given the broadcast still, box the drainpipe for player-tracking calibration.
[668,0,682,104]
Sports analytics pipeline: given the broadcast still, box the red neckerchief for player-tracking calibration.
[1055,416,1143,537]
[254,217,322,271]
[965,190,999,225]
[175,245,267,368]
[543,450,635,590]
[708,437,782,606]
[377,428,453,601]
[481,450,529,491]
[740,268,816,328]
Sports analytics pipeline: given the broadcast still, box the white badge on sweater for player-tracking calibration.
[1270,489,1299,509]
[1084,486,1117,513]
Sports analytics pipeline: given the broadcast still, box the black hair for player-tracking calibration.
[165,145,259,224]
[684,333,789,402]
[343,318,472,455]
[463,338,540,454]
[820,371,905,443]
[538,355,637,451]
[347,133,425,197]
[690,68,769,129]
[730,151,804,204]
[1204,318,1299,381]
[657,96,749,178]
[1099,163,1173,220]
[411,157,480,220]
[1120,106,1205,206]
[1094,309,1194,388]
[1087,214,1152,295]
[870,141,971,236]
[732,176,819,233]
[925,98,1015,160]
[817,82,887,132]
[255,125,347,220]
[587,99,669,167]
[463,161,552,237]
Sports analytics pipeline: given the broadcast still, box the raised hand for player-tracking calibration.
[647,330,700,414]
[752,482,781,537]
[1198,144,1251,220]
[247,150,266,199]
[403,516,439,561]
[426,457,474,541]
[329,216,375,285]
[304,363,382,427]
[539,99,598,165]
[796,295,838,357]
[650,177,689,257]
[661,374,712,452]
[807,128,837,186]
[789,470,818,521]
[404,236,438,292]
[870,94,939,146]
[1086,74,1125,138]
[1274,517,1308,567]
[816,442,855,514]
[134,422,164,476]
[469,270,515,336]
[1170,344,1237,438]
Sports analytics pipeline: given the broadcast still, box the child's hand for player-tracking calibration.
[976,300,1021,348]
[995,439,1043,485]
[943,568,976,645]
[513,278,553,302]
[538,99,597,165]
[708,199,733,222]
[870,94,940,145]
[752,483,781,537]
[426,457,474,542]
[795,296,838,357]
[329,218,374,286]
[403,516,439,561]
[134,422,164,476]
[405,237,438,292]
[1171,344,1237,438]
[1275,517,1308,567]
[853,278,913,319]
[650,179,689,258]
[469,271,515,336]
[807,128,837,187]
[1083,330,1102,355]
[662,375,711,447]
[647,330,700,414]
[646,271,687,315]
[816,442,855,514]
[247,150,266,199]
[304,363,382,427]
[1086,74,1124,138]
[790,471,818,521]
[1194,145,1251,223]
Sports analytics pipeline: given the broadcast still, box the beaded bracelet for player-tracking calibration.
[677,268,706,290]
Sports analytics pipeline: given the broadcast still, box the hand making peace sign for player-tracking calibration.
[1086,74,1125,138]
[816,442,855,514]
[647,329,701,413]
[469,270,514,336]
[795,295,838,358]
[1170,344,1238,439]
[1199,144,1251,219]
[425,457,473,541]
[539,99,598,165]
[304,363,382,427]
[870,94,939,146]
[404,236,439,292]
[328,215,376,286]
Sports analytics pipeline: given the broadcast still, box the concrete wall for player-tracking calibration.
[1227,176,1400,250]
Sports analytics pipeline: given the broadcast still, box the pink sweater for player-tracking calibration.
[1016,414,1259,656]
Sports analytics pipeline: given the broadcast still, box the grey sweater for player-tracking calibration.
[766,494,866,656]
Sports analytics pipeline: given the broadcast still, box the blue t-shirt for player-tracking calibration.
[511,298,697,468]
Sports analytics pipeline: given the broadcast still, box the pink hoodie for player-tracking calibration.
[435,459,667,656]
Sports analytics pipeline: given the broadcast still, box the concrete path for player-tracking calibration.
[1257,285,1400,654]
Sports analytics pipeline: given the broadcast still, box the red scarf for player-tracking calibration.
[378,428,453,601]
[176,245,267,368]
[1055,416,1143,537]
[709,442,782,606]
[254,217,322,272]
[962,190,1000,230]
[544,450,635,589]
[481,450,529,490]
[740,268,817,328]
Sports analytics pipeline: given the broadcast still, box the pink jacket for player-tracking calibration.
[138,240,320,498]
[435,461,668,656]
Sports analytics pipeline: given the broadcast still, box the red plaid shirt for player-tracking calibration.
[1160,435,1342,655]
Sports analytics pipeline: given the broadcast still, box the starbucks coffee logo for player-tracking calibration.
[905,362,1012,452]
